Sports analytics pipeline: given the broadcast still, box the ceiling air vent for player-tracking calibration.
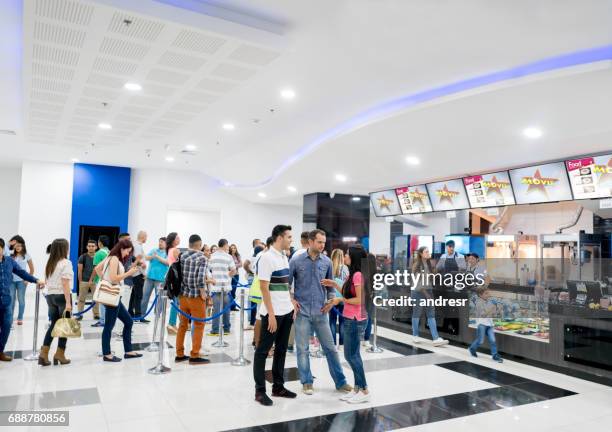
[0,130,16,135]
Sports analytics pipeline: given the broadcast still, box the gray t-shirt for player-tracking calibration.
[78,253,95,282]
[132,242,145,277]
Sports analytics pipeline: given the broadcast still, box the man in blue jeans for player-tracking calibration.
[289,229,352,396]
[0,238,44,361]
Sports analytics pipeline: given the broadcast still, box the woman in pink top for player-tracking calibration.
[165,232,180,333]
[323,244,370,404]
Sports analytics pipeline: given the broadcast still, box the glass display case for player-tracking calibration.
[485,234,538,285]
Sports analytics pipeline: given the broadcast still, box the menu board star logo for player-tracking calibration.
[377,195,394,211]
[522,169,558,198]
[436,185,459,205]
[410,190,428,207]
[484,175,509,197]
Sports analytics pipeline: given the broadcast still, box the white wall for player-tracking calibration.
[503,202,593,234]
[18,161,73,276]
[129,168,303,256]
[368,209,390,255]
[0,166,21,240]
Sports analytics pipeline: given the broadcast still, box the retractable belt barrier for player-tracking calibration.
[73,293,159,321]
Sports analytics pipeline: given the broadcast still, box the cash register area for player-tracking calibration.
[1,292,611,432]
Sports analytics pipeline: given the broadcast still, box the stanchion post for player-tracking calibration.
[231,289,250,366]
[148,293,171,375]
[23,288,41,361]
[212,290,229,348]
[366,306,384,353]
[145,286,162,352]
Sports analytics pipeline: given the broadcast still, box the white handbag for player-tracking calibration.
[93,259,121,307]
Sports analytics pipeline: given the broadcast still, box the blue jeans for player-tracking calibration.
[0,302,12,353]
[141,279,163,315]
[343,318,368,390]
[211,291,231,333]
[295,312,347,388]
[469,324,498,357]
[364,316,372,341]
[411,290,439,340]
[11,281,26,321]
[329,304,344,345]
[102,300,133,355]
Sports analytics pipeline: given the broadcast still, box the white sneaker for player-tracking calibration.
[340,391,358,401]
[302,384,314,395]
[412,336,422,344]
[432,337,449,346]
[347,391,371,404]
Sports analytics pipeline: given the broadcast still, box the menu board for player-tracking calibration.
[369,190,402,217]
[566,154,612,199]
[426,179,470,211]
[509,162,573,204]
[395,185,433,214]
[463,171,516,208]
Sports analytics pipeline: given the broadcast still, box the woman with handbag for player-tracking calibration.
[95,239,143,362]
[39,239,73,366]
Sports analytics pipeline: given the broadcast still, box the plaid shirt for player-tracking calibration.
[180,249,208,298]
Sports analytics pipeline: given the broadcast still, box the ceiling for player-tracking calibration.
[2,0,612,205]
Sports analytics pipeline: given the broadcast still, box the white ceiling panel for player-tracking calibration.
[35,0,94,26]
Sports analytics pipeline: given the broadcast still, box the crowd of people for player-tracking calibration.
[0,225,382,406]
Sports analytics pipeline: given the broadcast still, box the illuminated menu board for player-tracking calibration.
[369,190,402,217]
[426,179,470,211]
[566,154,612,199]
[395,185,433,214]
[509,162,573,204]
[463,171,516,208]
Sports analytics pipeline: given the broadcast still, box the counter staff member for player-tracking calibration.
[435,240,466,275]
[465,253,489,288]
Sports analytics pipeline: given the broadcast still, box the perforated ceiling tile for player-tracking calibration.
[30,101,65,112]
[98,37,150,61]
[180,90,219,104]
[228,44,280,66]
[146,68,190,85]
[142,83,177,97]
[73,107,108,118]
[32,62,75,81]
[157,50,207,72]
[114,114,149,124]
[86,73,125,89]
[29,110,63,120]
[31,77,72,93]
[81,87,120,101]
[169,101,207,114]
[33,21,86,48]
[33,44,80,66]
[67,123,96,132]
[122,105,158,117]
[28,119,58,128]
[171,30,226,54]
[92,57,139,76]
[30,90,69,104]
[128,95,167,108]
[159,111,197,122]
[154,119,184,130]
[76,98,112,109]
[210,63,256,81]
[196,77,237,93]
[108,12,164,42]
[35,0,94,26]
[146,127,173,135]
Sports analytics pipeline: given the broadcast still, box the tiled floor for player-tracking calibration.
[1,292,611,431]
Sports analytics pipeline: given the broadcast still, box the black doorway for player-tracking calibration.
[78,225,120,256]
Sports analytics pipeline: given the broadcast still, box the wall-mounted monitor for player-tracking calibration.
[566,154,612,200]
[509,162,573,205]
[395,185,433,214]
[426,179,470,211]
[464,171,516,208]
[369,189,402,217]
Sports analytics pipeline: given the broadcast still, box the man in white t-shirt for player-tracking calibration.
[208,239,236,335]
[253,225,297,406]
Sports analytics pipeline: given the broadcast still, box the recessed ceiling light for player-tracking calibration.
[280,88,296,100]
[124,82,142,91]
[70,158,79,163]
[405,156,420,165]
[258,192,267,198]
[165,156,175,162]
[287,185,297,193]
[222,123,235,131]
[522,127,542,139]
[185,144,197,151]
[352,196,361,201]
[98,123,112,130]
[335,173,347,182]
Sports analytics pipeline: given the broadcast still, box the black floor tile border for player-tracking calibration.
[228,337,577,432]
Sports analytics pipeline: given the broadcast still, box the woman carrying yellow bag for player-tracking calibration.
[39,239,74,366]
